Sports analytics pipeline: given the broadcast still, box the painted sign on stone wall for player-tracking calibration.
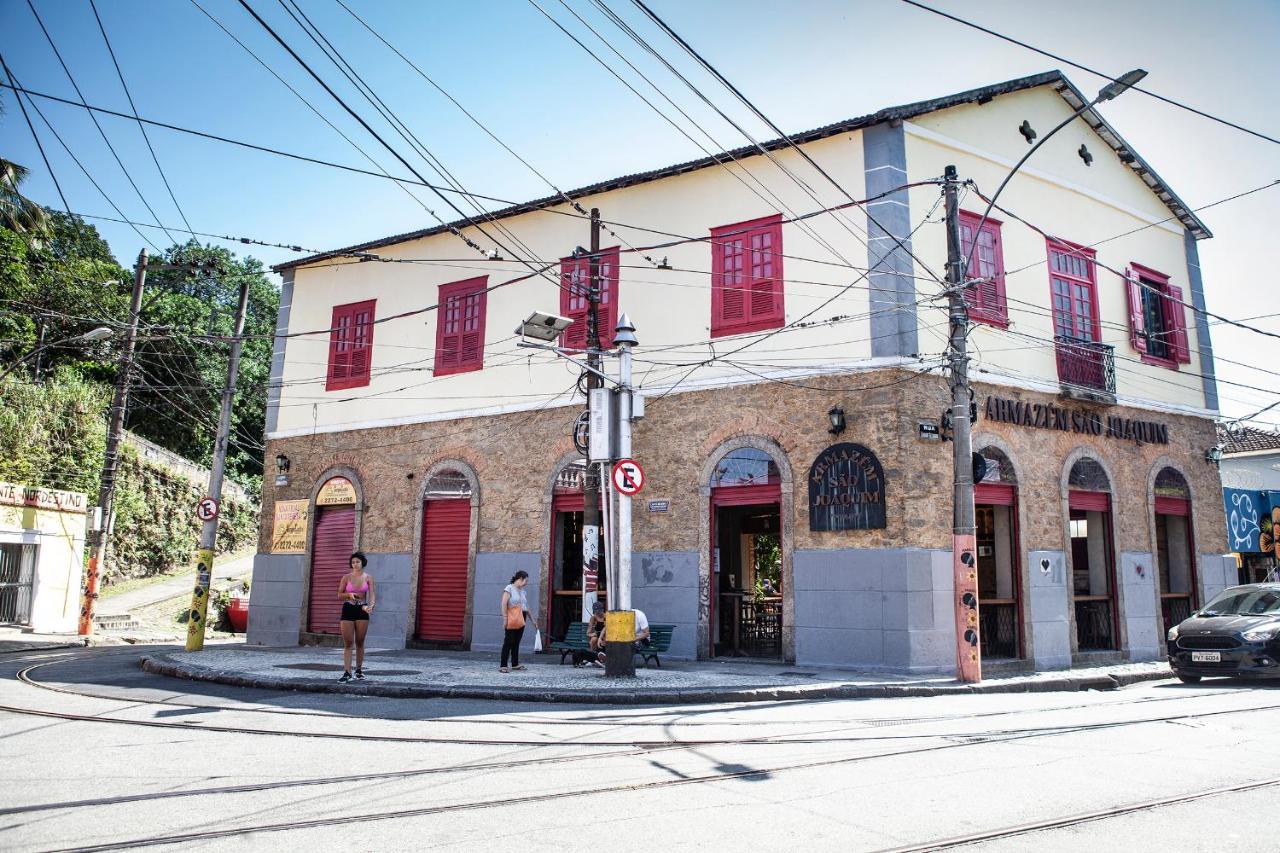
[809,443,886,531]
[271,499,310,554]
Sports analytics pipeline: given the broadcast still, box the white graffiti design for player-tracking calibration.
[1229,491,1260,551]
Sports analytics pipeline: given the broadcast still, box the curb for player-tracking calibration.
[139,654,1174,705]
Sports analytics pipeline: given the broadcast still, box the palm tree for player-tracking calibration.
[1,156,49,240]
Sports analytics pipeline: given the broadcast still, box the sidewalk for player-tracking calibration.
[0,626,94,654]
[142,644,1176,705]
[98,552,255,617]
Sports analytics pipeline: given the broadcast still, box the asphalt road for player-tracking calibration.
[3,644,1279,852]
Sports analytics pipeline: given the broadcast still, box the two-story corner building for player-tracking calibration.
[246,70,1232,674]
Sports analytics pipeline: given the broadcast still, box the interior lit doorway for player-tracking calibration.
[546,461,606,643]
[1154,467,1197,634]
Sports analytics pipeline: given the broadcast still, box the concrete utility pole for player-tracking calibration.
[185,276,250,651]
[80,249,147,636]
[581,209,603,625]
[604,314,638,678]
[943,165,981,683]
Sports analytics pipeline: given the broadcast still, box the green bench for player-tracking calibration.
[549,621,677,668]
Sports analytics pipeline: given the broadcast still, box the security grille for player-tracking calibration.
[0,543,36,625]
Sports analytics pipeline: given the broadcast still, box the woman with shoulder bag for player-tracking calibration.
[499,570,533,673]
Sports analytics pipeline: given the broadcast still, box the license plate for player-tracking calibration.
[1191,651,1221,663]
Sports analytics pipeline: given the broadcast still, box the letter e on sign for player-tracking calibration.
[195,497,220,522]
[611,458,645,496]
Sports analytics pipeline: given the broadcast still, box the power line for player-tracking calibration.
[0,53,68,212]
[24,0,179,246]
[87,0,194,234]
[898,0,1280,148]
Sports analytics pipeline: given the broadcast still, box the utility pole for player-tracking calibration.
[944,165,981,683]
[186,275,250,651]
[604,314,638,678]
[581,209,603,625]
[79,249,147,636]
[32,315,46,382]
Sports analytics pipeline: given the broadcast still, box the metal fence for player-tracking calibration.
[1074,596,1115,651]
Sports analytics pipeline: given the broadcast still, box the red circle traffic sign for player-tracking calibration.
[195,497,220,522]
[611,458,645,496]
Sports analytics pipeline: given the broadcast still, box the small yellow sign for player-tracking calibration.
[271,499,310,553]
[316,477,356,506]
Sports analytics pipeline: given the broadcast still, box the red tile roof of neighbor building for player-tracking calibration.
[273,70,1211,273]
[1218,424,1280,455]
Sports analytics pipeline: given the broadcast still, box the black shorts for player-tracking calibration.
[341,602,369,622]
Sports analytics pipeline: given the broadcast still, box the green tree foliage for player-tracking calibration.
[0,157,49,242]
[0,370,108,495]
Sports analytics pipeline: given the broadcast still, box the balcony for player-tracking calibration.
[1055,335,1116,403]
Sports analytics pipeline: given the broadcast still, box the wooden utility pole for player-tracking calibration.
[186,275,250,651]
[581,209,603,625]
[944,165,981,683]
[80,249,147,636]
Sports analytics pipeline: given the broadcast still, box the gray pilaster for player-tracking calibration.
[1027,550,1070,670]
[1198,552,1235,605]
[246,553,304,646]
[470,552,541,654]
[1184,231,1218,412]
[363,552,411,649]
[1119,551,1160,661]
[264,269,294,435]
[863,123,918,358]
[632,551,699,660]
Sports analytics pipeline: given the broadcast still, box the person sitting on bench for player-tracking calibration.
[596,608,651,663]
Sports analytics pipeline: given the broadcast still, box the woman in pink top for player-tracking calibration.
[336,552,376,682]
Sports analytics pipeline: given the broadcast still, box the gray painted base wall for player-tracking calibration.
[1199,553,1236,605]
[793,548,955,673]
[246,553,304,647]
[1119,551,1160,661]
[362,552,412,650]
[633,551,699,660]
[470,552,540,655]
[1027,550,1070,670]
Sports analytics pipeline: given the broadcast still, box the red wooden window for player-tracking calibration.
[711,214,784,337]
[959,211,1008,327]
[1047,240,1100,343]
[560,247,620,351]
[326,299,375,391]
[1125,262,1189,367]
[435,276,488,376]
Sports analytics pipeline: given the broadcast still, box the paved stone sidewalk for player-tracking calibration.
[142,645,1175,705]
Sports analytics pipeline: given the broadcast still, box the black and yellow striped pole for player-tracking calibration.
[186,277,249,651]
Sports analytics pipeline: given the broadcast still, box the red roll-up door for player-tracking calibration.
[416,498,471,642]
[1068,490,1110,512]
[308,505,356,634]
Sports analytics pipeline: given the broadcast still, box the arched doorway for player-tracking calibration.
[975,446,1023,660]
[545,458,607,643]
[415,466,477,645]
[710,447,784,658]
[1067,457,1119,651]
[307,475,359,635]
[1154,466,1197,634]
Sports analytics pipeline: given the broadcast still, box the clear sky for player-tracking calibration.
[2,0,1277,426]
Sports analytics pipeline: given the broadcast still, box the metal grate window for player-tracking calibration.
[0,543,37,625]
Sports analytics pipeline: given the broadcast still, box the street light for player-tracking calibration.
[0,325,116,382]
[962,69,1148,277]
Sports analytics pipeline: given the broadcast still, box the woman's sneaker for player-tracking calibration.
[355,668,365,680]
[338,671,352,683]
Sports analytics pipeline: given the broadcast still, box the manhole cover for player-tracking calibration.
[274,663,421,675]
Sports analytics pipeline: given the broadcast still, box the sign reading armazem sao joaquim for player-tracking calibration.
[984,396,1169,446]
[809,443,886,531]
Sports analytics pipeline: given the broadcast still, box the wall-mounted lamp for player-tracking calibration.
[275,453,291,474]
[827,406,846,435]
[1204,445,1224,465]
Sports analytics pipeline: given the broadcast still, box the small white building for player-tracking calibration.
[0,482,88,633]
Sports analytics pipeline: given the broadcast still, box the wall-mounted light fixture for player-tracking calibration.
[275,453,291,474]
[1205,445,1224,465]
[827,406,846,435]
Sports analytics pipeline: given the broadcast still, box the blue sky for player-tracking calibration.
[2,0,1277,425]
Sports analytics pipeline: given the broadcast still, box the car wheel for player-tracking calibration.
[1176,674,1202,684]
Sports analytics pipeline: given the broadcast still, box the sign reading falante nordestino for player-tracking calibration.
[809,443,886,531]
[984,396,1169,445]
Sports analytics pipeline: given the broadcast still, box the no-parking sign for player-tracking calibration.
[195,497,220,522]
[611,458,645,496]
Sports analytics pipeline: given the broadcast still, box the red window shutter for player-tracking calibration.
[1125,269,1148,354]
[959,211,1007,326]
[326,300,375,391]
[1165,283,1191,363]
[435,277,488,375]
[560,251,619,350]
[711,215,783,337]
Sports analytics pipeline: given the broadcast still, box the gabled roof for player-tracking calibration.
[274,70,1211,273]
[1218,424,1280,455]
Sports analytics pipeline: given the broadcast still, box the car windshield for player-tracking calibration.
[1199,588,1280,617]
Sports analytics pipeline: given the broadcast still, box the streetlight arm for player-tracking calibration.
[0,327,115,382]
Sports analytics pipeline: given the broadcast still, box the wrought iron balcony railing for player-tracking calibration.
[1054,335,1115,396]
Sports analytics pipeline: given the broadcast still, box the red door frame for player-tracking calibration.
[709,483,783,656]
[1068,490,1121,650]
[546,492,585,637]
[974,482,1024,659]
